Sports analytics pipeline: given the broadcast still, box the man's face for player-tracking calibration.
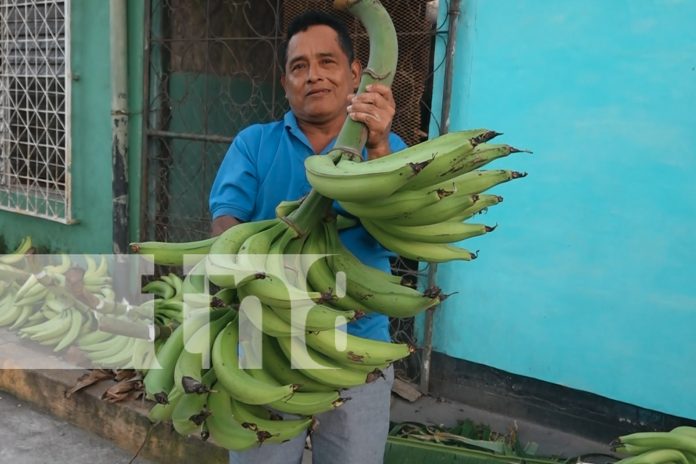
[281,25,360,125]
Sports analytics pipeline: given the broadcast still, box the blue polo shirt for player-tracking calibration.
[210,111,407,342]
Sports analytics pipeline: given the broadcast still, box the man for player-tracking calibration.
[209,11,406,464]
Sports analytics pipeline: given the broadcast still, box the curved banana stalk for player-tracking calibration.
[332,0,398,154]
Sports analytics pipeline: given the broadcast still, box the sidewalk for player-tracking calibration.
[0,327,228,463]
[0,390,152,464]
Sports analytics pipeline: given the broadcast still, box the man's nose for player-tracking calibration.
[306,62,323,82]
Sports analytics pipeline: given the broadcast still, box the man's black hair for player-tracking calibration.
[282,11,355,68]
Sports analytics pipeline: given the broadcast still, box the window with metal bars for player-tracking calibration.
[0,0,72,223]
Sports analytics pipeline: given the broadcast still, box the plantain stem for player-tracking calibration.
[285,191,333,237]
[331,0,398,157]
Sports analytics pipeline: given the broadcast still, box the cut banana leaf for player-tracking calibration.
[384,436,563,464]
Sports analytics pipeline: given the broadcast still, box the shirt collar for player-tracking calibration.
[283,110,300,132]
[283,111,338,155]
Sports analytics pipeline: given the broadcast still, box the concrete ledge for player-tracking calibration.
[428,351,696,443]
[0,330,227,464]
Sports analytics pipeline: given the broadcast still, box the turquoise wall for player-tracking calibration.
[427,0,696,420]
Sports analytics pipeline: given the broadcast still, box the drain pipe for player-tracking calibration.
[111,0,129,254]
[438,0,460,136]
[420,0,461,394]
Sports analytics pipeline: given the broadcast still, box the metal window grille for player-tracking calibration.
[0,0,72,223]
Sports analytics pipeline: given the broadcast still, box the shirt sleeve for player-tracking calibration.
[388,132,408,153]
[209,130,258,222]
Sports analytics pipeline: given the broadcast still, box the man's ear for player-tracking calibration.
[280,73,287,94]
[351,59,362,90]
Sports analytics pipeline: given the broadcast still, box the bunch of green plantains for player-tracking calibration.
[126,118,531,442]
[129,126,528,449]
[612,427,696,464]
[125,0,530,450]
[307,129,528,262]
[0,238,188,367]
[0,239,112,349]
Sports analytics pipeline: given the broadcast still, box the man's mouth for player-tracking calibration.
[307,89,330,97]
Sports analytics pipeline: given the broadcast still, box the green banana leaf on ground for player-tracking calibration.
[385,420,566,464]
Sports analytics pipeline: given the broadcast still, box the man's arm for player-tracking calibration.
[211,215,242,236]
[209,128,259,236]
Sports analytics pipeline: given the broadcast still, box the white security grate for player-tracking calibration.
[0,0,72,223]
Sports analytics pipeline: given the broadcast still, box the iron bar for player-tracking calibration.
[148,31,435,43]
[420,0,461,395]
[139,0,153,241]
[145,129,233,144]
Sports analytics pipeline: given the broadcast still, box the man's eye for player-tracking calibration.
[292,63,306,71]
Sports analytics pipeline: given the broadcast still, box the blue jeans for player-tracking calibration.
[229,365,394,464]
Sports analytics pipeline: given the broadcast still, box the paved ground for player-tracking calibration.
[0,387,313,464]
[0,390,153,464]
